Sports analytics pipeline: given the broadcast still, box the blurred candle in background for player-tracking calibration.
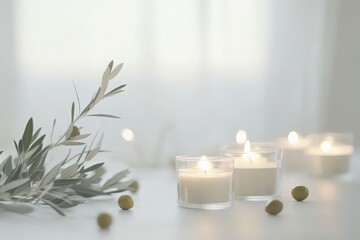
[278,131,309,172]
[306,133,354,177]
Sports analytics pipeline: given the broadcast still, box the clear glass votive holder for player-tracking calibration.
[224,142,282,201]
[176,155,234,210]
[305,133,354,177]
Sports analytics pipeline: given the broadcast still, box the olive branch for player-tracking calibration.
[0,61,135,216]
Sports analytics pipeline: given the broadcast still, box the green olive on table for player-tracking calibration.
[265,199,283,215]
[97,213,112,229]
[291,186,309,201]
[118,195,134,210]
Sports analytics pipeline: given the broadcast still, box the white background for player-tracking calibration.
[0,0,359,166]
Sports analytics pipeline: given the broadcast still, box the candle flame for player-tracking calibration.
[236,130,247,144]
[320,140,332,152]
[244,140,251,153]
[243,140,261,163]
[121,128,134,142]
[288,131,299,144]
[198,155,212,172]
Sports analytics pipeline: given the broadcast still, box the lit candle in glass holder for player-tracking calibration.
[278,131,309,171]
[306,133,354,177]
[224,141,282,200]
[176,155,233,209]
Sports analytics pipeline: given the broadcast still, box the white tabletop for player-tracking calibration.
[1,158,360,240]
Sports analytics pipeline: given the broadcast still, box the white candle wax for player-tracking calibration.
[177,170,232,204]
[234,160,279,198]
[306,145,353,177]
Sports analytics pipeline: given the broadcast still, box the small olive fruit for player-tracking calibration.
[265,199,283,215]
[70,126,80,138]
[118,195,134,210]
[97,213,112,229]
[292,185,309,201]
[129,180,139,192]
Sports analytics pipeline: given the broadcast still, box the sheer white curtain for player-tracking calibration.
[1,0,356,165]
[0,0,17,150]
